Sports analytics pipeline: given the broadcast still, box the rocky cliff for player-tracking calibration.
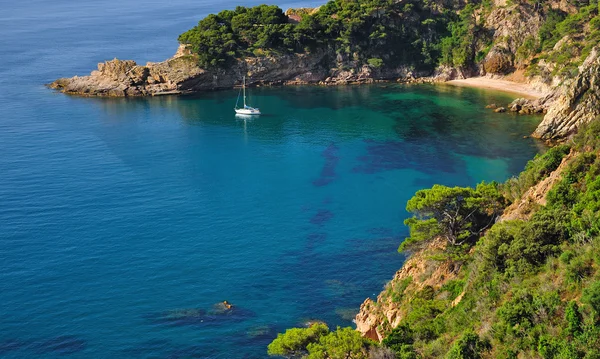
[48,44,430,97]
[49,46,331,96]
[532,48,600,140]
[355,239,463,342]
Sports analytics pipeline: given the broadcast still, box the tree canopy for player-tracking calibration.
[178,0,454,68]
[400,182,505,251]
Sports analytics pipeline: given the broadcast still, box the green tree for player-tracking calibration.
[382,324,418,358]
[400,182,505,251]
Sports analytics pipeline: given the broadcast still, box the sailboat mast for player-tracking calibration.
[243,76,247,107]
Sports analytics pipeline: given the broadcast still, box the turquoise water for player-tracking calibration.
[0,1,544,358]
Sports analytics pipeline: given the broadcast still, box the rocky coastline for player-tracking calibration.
[48,44,439,97]
[48,41,600,142]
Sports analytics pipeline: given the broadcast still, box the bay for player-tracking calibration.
[0,1,543,358]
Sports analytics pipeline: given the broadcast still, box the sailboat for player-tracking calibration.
[235,76,261,115]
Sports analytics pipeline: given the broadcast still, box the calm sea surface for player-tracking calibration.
[0,1,544,358]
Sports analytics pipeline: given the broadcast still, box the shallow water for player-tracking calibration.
[0,1,544,358]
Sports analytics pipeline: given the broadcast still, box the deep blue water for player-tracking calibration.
[0,1,544,358]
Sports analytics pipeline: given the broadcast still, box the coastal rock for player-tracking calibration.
[508,97,546,115]
[494,107,506,113]
[485,3,544,57]
[354,239,461,342]
[532,48,600,140]
[483,46,514,75]
[49,44,436,97]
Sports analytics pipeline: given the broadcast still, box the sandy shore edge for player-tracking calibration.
[446,77,546,99]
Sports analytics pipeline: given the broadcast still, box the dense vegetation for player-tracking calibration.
[268,119,600,358]
[524,0,600,78]
[178,0,456,69]
[179,0,600,84]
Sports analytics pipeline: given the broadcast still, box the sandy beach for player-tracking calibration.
[446,77,547,99]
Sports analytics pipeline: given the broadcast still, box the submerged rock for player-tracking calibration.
[145,303,254,327]
[145,308,208,326]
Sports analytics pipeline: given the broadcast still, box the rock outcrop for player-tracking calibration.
[48,45,431,97]
[355,239,462,342]
[483,3,544,73]
[532,48,600,140]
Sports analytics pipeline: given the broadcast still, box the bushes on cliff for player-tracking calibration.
[500,144,570,202]
[445,331,490,359]
[478,209,567,278]
[439,5,484,69]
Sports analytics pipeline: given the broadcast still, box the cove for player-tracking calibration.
[0,82,544,358]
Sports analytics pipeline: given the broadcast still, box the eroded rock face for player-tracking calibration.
[354,239,461,342]
[533,48,600,140]
[48,46,433,97]
[485,3,544,56]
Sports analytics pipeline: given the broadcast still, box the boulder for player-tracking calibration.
[483,46,514,75]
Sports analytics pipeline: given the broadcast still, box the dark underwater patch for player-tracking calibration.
[367,227,393,236]
[144,306,255,327]
[0,338,25,354]
[313,143,339,187]
[167,344,214,359]
[31,335,86,355]
[120,339,171,357]
[353,139,459,174]
[232,323,280,349]
[310,209,334,226]
[307,233,327,245]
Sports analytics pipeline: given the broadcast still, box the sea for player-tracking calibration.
[0,1,544,358]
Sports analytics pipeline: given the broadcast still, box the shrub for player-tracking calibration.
[564,301,583,337]
[445,331,491,359]
[268,323,330,357]
[582,281,600,315]
[367,58,384,68]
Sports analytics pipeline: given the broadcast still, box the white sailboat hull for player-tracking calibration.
[235,107,261,115]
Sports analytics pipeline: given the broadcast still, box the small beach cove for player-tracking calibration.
[446,77,548,99]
